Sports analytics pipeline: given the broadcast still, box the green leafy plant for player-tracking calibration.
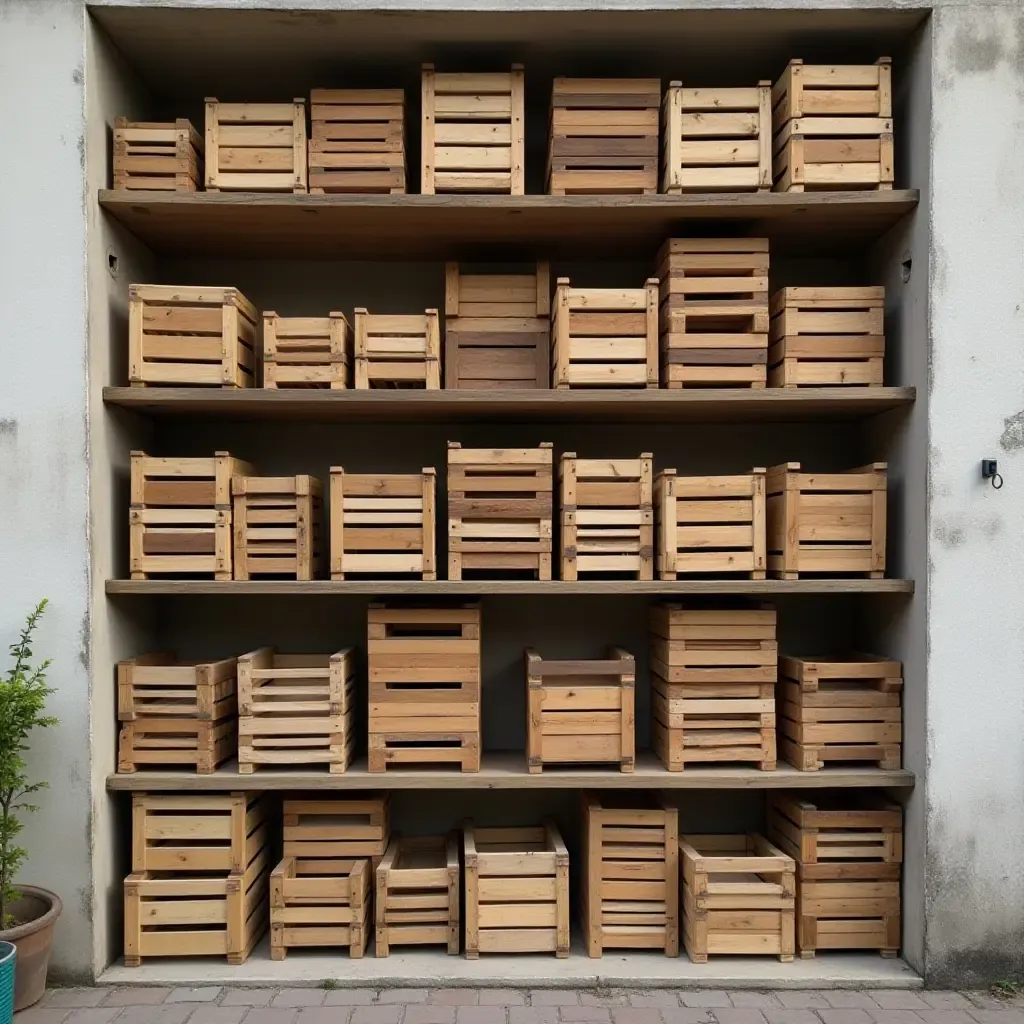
[992,980,1023,1000]
[0,600,57,927]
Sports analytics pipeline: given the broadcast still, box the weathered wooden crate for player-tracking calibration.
[464,821,570,958]
[561,454,653,580]
[655,468,767,579]
[768,287,885,388]
[367,604,481,771]
[329,468,437,580]
[444,262,550,390]
[113,118,203,191]
[662,83,771,193]
[205,98,307,193]
[421,65,525,195]
[283,796,391,869]
[118,717,236,775]
[680,834,796,962]
[525,648,636,773]
[232,475,324,580]
[768,792,902,957]
[766,462,887,578]
[375,833,460,956]
[580,793,679,957]
[548,78,660,195]
[262,312,350,389]
[237,647,357,774]
[658,238,770,389]
[553,279,659,389]
[128,284,259,389]
[309,88,406,194]
[353,309,441,389]
[779,654,902,771]
[129,451,254,580]
[772,59,894,192]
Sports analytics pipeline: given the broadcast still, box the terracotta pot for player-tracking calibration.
[0,886,62,1011]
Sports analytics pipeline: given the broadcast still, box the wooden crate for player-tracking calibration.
[447,443,554,580]
[113,118,202,192]
[580,793,679,957]
[421,65,525,195]
[772,59,894,193]
[353,309,441,389]
[561,454,654,580]
[375,833,460,956]
[205,98,307,193]
[548,78,660,195]
[767,792,902,957]
[658,238,770,389]
[128,285,259,389]
[237,647,357,774]
[129,451,254,580]
[779,654,902,771]
[553,279,659,389]
[464,821,570,958]
[680,833,795,962]
[309,88,406,194]
[655,468,767,579]
[232,475,324,580]
[662,83,771,193]
[283,796,391,868]
[766,463,887,578]
[367,604,481,772]
[444,262,550,390]
[329,468,437,580]
[525,648,636,773]
[262,312,350,389]
[768,287,885,388]
[118,717,235,775]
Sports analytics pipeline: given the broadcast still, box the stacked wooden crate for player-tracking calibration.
[237,647,357,774]
[232,475,324,580]
[124,793,270,966]
[650,605,777,771]
[354,309,441,389]
[779,654,903,771]
[113,118,203,191]
[262,312,350,389]
[205,99,307,193]
[768,792,902,957]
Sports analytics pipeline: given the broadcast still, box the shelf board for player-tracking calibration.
[97,189,919,259]
[106,752,914,791]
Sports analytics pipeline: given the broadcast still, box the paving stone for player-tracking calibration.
[244,1011,299,1024]
[728,995,782,1010]
[188,1009,249,1024]
[923,998,975,1012]
[378,991,429,1005]
[324,992,378,1007]
[45,992,109,1009]
[531,994,580,1008]
[866,1011,928,1024]
[916,1014,976,1024]
[297,1011,354,1024]
[819,1011,875,1024]
[166,990,223,1005]
[580,996,627,1009]
[116,1007,195,1024]
[610,1008,662,1024]
[658,1011,715,1024]
[969,1012,1024,1024]
[272,993,326,1009]
[431,993,480,1007]
[222,992,276,1007]
[404,1006,456,1024]
[763,1010,822,1024]
[869,996,929,1012]
[64,1010,123,1024]
[776,993,831,1010]
[351,1008,403,1024]
[711,1010,767,1024]
[456,1008,508,1024]
[103,989,172,1007]
[627,996,679,1009]
[478,995,526,1008]
[679,994,732,1010]
[510,1008,560,1024]
[559,1008,610,1023]
[824,996,883,1011]
[14,1009,72,1024]
[964,997,1014,1012]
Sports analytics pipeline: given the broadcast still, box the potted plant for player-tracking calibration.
[0,600,61,1011]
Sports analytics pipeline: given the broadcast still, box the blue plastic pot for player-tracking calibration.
[0,941,17,1024]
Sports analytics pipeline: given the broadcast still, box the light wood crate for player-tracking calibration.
[421,65,525,195]
[553,278,659,389]
[205,98,307,193]
[662,84,771,193]
[232,475,324,580]
[263,312,350,389]
[237,648,357,774]
[444,262,550,390]
[375,833,460,956]
[447,443,554,580]
[129,451,254,580]
[655,468,766,579]
[561,454,654,580]
[766,462,887,578]
[680,833,796,962]
[354,309,441,389]
[329,468,437,580]
[779,654,902,771]
[283,796,391,868]
[772,59,894,193]
[113,118,202,191]
[548,78,660,195]
[367,604,481,772]
[118,717,235,776]
[657,238,769,389]
[581,793,679,957]
[128,284,259,389]
[525,648,636,773]
[464,821,570,958]
[768,287,885,388]
[309,88,406,194]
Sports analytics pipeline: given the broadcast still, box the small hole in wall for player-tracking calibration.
[901,252,912,283]
[107,249,119,278]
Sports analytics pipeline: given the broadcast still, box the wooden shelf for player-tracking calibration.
[106,752,914,791]
[97,189,919,259]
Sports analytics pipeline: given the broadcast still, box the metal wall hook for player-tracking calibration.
[982,459,1004,489]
